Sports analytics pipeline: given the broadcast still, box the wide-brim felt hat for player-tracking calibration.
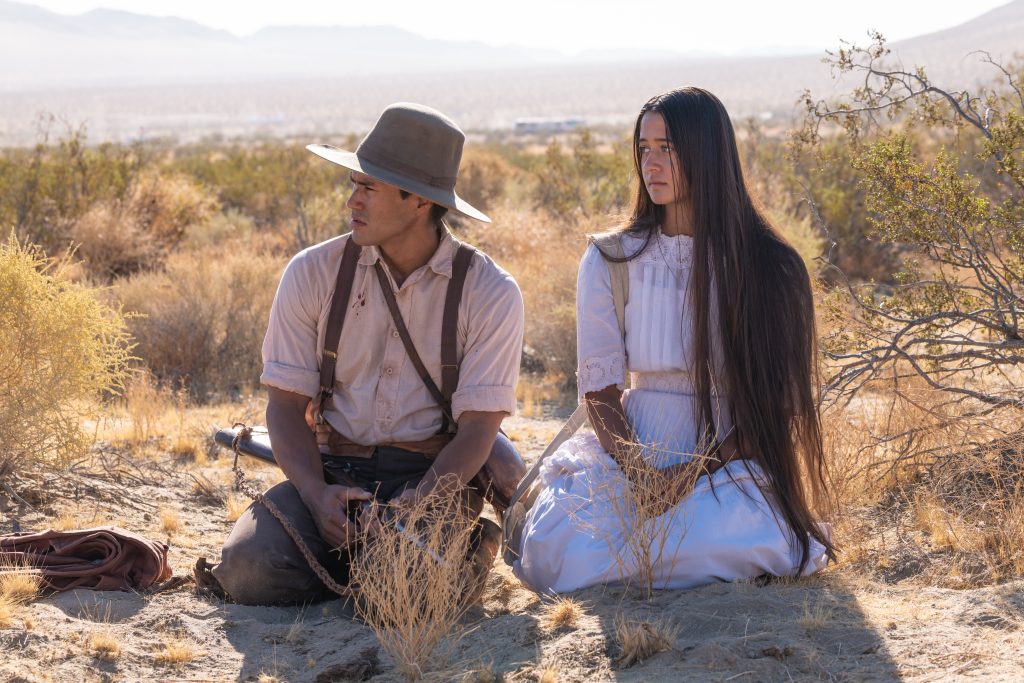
[307,102,490,223]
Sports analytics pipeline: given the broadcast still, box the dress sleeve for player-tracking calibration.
[576,243,627,397]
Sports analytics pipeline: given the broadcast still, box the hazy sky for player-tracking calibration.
[29,0,1013,55]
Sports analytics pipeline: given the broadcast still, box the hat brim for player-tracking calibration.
[306,144,491,223]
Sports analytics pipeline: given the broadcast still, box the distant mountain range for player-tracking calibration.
[0,0,1022,145]
[0,0,723,91]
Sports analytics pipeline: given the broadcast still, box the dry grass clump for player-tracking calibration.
[225,493,251,522]
[798,596,835,630]
[89,630,121,661]
[124,369,172,443]
[0,234,132,479]
[189,472,227,506]
[542,596,583,631]
[0,560,41,627]
[0,571,41,604]
[154,632,199,666]
[613,617,677,667]
[349,476,479,681]
[516,373,566,419]
[159,507,183,535]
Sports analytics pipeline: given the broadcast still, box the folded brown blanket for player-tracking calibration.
[0,526,172,592]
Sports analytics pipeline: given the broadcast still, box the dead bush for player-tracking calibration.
[457,204,594,388]
[71,170,218,280]
[456,149,517,210]
[823,380,1024,586]
[112,248,284,400]
[349,477,478,681]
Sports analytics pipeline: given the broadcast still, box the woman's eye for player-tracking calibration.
[661,145,672,153]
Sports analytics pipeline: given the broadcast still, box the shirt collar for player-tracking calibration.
[356,227,457,279]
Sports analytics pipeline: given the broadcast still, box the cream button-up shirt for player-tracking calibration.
[260,230,524,446]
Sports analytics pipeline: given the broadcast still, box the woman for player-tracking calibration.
[513,88,834,594]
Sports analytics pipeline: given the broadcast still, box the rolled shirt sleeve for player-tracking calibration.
[260,248,325,399]
[451,254,524,422]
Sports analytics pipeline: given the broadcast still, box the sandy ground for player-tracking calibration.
[1,414,1022,682]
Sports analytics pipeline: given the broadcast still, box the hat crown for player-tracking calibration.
[355,103,464,192]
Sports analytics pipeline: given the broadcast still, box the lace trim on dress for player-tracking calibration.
[630,370,696,395]
[577,352,627,396]
[622,231,694,269]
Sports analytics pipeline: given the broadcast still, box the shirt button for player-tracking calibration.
[391,330,399,338]
[385,367,393,375]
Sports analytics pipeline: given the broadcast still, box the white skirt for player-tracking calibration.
[512,388,830,594]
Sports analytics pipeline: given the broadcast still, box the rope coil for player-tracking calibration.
[230,423,354,598]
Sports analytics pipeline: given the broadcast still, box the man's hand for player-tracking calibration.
[306,483,373,550]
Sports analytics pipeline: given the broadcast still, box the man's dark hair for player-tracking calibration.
[398,189,449,226]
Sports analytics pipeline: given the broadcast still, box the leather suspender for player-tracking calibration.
[314,237,361,422]
[318,236,475,435]
[442,244,475,418]
[374,243,476,434]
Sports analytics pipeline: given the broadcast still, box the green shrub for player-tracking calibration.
[0,123,143,257]
[528,130,633,217]
[172,144,343,229]
[0,233,132,477]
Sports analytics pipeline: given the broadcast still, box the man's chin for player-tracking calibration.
[348,226,371,246]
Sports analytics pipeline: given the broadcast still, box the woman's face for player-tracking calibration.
[638,111,687,206]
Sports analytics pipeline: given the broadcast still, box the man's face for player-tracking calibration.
[346,171,422,249]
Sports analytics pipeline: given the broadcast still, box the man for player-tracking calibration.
[207,103,524,605]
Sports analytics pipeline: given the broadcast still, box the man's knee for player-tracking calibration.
[211,481,336,605]
[476,433,526,514]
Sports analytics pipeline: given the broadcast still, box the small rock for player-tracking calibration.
[760,645,794,660]
[314,645,379,682]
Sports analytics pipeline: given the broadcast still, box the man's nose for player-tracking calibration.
[346,189,361,208]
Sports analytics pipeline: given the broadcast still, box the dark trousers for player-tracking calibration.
[211,448,484,605]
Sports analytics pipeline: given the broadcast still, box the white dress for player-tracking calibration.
[513,230,829,594]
